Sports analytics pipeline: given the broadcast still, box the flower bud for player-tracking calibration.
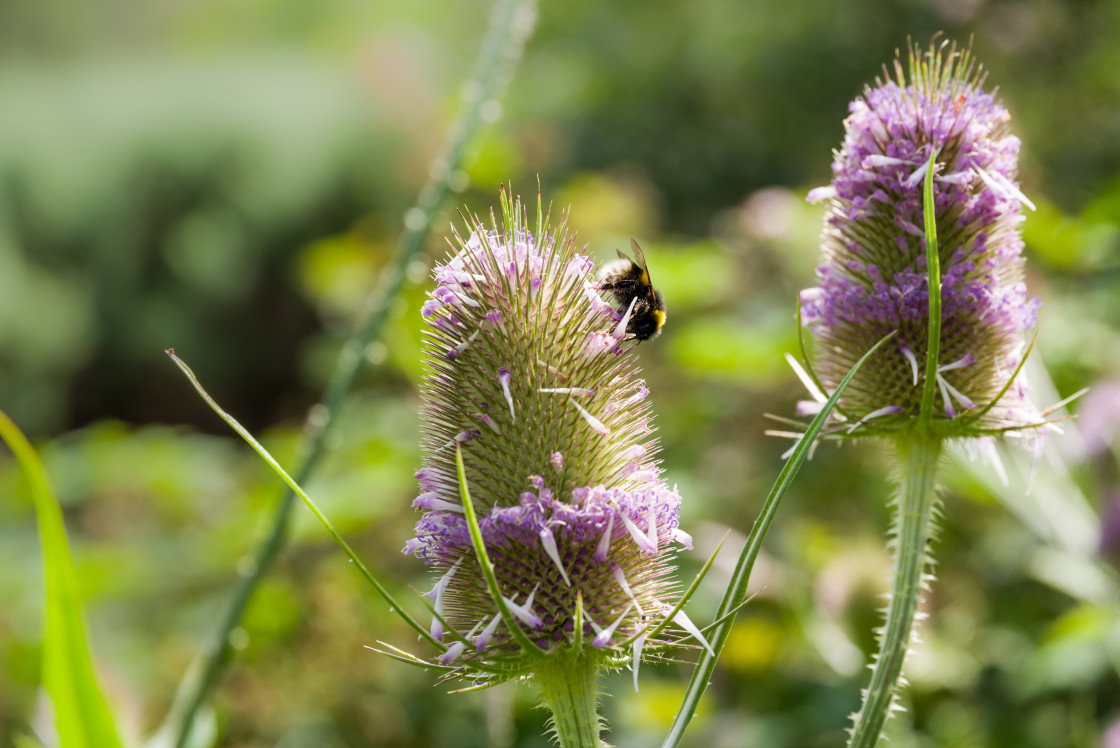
[800,41,1043,442]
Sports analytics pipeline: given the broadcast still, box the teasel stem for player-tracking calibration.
[535,655,603,748]
[847,431,942,748]
[167,1,537,745]
[848,150,946,748]
[795,41,1047,748]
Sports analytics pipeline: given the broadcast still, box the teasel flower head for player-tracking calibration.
[797,40,1049,455]
[404,190,697,687]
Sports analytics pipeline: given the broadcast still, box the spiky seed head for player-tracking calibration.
[405,190,691,681]
[799,40,1046,449]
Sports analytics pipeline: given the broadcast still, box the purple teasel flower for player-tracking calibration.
[788,42,1074,748]
[793,40,1053,465]
[405,191,698,683]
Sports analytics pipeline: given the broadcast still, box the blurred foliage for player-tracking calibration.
[2,0,1120,747]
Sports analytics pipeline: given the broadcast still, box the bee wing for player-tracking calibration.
[628,238,648,269]
[629,238,653,284]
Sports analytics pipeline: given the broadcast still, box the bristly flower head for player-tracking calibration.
[798,40,1046,450]
[404,190,696,684]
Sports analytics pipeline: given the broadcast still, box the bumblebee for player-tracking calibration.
[599,238,666,341]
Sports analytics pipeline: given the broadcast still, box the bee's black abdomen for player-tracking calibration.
[628,291,666,341]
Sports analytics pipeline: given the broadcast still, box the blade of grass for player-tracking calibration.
[454,443,545,658]
[620,530,729,648]
[365,643,460,673]
[165,2,538,745]
[572,592,585,651]
[0,410,125,748]
[691,593,760,638]
[968,332,1038,421]
[796,298,858,424]
[167,349,440,651]
[660,330,896,748]
[919,148,942,426]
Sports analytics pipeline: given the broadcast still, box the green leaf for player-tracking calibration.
[919,148,942,425]
[454,443,545,659]
[660,330,896,748]
[165,349,441,650]
[0,410,125,748]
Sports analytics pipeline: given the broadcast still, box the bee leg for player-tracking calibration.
[600,279,639,291]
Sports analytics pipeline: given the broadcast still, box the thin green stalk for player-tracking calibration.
[661,331,896,748]
[167,350,441,649]
[847,433,942,748]
[455,444,544,658]
[535,655,602,748]
[919,149,941,426]
[168,2,537,745]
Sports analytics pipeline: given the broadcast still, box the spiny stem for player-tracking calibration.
[847,432,943,748]
[168,1,537,745]
[535,655,603,748]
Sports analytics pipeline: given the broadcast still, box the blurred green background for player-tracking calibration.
[2,0,1120,746]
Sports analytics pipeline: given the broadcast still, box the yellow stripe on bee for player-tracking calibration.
[652,309,665,325]
[640,269,650,285]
